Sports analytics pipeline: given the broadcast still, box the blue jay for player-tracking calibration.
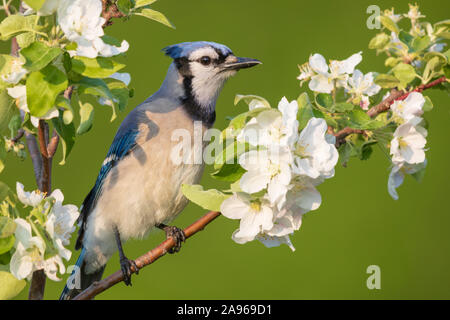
[60,41,260,299]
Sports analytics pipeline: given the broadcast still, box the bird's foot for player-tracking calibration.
[159,225,186,254]
[120,257,139,286]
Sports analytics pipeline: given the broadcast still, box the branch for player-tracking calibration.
[72,211,221,300]
[334,76,447,147]
[101,0,125,27]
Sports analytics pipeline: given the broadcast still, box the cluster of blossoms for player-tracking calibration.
[387,92,428,200]
[220,97,338,250]
[9,183,79,281]
[298,51,381,110]
[23,0,129,58]
[3,0,130,128]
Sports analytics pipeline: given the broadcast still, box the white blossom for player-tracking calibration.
[1,57,28,84]
[292,118,338,179]
[7,85,59,127]
[10,218,66,281]
[239,147,292,209]
[388,160,427,200]
[405,4,425,22]
[57,0,129,58]
[238,97,298,149]
[221,193,274,243]
[390,92,425,124]
[345,69,381,108]
[308,52,362,93]
[390,123,427,164]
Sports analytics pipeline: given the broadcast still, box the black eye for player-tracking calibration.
[200,56,211,65]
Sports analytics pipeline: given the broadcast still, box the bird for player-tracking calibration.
[60,41,261,299]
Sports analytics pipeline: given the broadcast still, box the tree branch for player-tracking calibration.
[101,0,125,27]
[334,76,447,147]
[72,211,221,300]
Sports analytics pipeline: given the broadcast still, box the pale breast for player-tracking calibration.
[90,106,206,241]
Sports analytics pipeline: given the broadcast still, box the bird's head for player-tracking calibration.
[163,41,261,111]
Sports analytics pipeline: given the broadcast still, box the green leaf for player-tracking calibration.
[411,35,430,52]
[135,8,175,29]
[0,271,26,300]
[398,31,414,48]
[434,19,450,28]
[134,0,157,8]
[368,33,390,49]
[21,42,62,72]
[52,113,75,165]
[347,109,384,130]
[71,56,126,79]
[0,90,17,135]
[16,32,35,49]
[423,56,446,81]
[181,184,229,211]
[0,235,15,255]
[212,163,246,182]
[297,92,314,130]
[26,65,68,117]
[117,0,132,15]
[0,216,16,239]
[77,77,117,121]
[332,102,355,113]
[76,102,94,135]
[0,181,10,203]
[105,79,129,112]
[422,96,433,112]
[374,74,400,89]
[23,0,46,11]
[214,141,248,170]
[315,93,333,109]
[0,15,43,40]
[393,63,417,84]
[379,16,399,33]
[234,94,271,109]
[55,96,74,125]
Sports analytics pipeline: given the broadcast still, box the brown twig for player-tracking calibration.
[11,129,24,143]
[73,211,221,300]
[334,76,447,147]
[101,0,125,27]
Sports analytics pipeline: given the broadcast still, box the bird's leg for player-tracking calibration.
[157,224,186,254]
[113,226,138,286]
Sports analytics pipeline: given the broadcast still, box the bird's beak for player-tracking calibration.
[223,57,262,71]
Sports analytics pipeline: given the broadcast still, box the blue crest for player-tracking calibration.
[162,41,233,59]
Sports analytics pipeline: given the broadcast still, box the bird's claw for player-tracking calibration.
[120,258,139,286]
[164,226,186,254]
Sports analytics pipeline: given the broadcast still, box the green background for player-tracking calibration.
[3,0,450,299]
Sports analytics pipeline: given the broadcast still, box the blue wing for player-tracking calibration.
[75,126,139,249]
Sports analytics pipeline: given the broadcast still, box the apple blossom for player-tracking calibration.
[1,57,28,84]
[238,97,298,149]
[291,118,339,180]
[390,123,427,164]
[390,92,425,124]
[221,193,274,243]
[57,0,129,58]
[345,69,381,109]
[388,160,427,200]
[239,147,292,208]
[307,52,362,93]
